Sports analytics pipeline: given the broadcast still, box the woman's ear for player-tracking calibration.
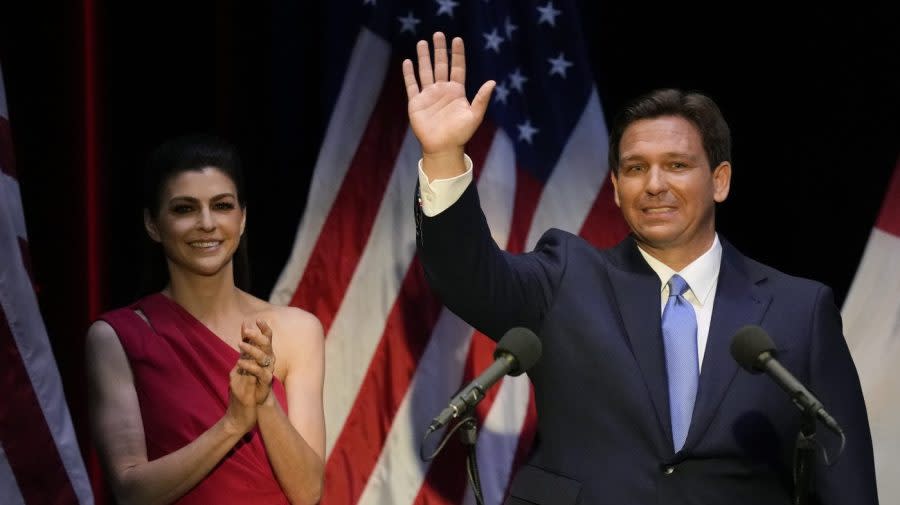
[144,209,162,243]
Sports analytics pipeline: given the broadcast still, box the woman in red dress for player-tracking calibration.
[86,135,324,504]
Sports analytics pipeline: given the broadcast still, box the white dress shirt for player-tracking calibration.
[417,155,474,217]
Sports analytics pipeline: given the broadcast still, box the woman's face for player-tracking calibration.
[145,167,246,279]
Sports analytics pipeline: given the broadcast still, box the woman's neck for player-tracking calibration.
[163,266,243,324]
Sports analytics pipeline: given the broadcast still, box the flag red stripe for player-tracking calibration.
[319,124,497,504]
[470,334,504,421]
[289,60,410,333]
[875,160,900,238]
[578,176,630,248]
[0,116,15,177]
[0,304,78,505]
[504,169,546,255]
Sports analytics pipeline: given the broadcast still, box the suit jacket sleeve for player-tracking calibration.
[808,285,879,505]
[415,181,567,341]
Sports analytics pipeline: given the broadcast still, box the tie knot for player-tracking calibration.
[668,274,690,297]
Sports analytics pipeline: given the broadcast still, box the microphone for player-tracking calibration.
[730,325,843,435]
[428,327,542,432]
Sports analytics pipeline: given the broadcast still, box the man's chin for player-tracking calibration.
[633,227,680,249]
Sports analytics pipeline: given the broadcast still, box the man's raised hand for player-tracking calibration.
[402,32,494,180]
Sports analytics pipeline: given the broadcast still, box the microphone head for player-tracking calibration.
[494,327,542,376]
[730,325,776,374]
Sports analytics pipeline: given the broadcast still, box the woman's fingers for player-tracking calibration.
[242,320,272,349]
[239,341,275,368]
[237,357,274,384]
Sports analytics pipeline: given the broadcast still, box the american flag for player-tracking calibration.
[270,1,628,504]
[843,158,900,504]
[0,64,94,504]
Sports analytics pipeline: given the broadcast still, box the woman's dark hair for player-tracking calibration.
[608,88,731,174]
[138,134,251,295]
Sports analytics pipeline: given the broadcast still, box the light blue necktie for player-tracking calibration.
[662,274,698,452]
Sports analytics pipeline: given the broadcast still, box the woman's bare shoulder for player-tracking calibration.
[85,319,119,348]
[276,305,321,328]
[84,320,133,384]
[240,291,324,342]
[252,302,324,378]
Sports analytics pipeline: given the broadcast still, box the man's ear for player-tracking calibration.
[144,209,162,243]
[610,171,622,208]
[712,161,732,203]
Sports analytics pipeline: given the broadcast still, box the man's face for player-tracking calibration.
[610,115,731,257]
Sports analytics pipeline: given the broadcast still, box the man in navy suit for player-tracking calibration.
[402,32,877,504]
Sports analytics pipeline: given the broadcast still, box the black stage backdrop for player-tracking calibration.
[1,0,897,499]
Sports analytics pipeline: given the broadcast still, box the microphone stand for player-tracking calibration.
[459,417,486,505]
[793,410,816,505]
[420,415,486,505]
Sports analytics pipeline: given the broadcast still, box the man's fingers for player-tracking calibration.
[471,80,496,120]
[402,59,419,100]
[449,37,466,86]
[432,32,449,82]
[416,39,434,86]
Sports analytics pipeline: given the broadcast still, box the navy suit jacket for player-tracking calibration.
[416,183,877,505]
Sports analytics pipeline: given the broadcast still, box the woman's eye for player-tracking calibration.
[172,205,193,214]
[214,202,235,210]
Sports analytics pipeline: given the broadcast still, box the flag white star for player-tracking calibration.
[508,68,528,92]
[435,0,459,17]
[537,1,562,27]
[504,16,518,39]
[483,28,504,53]
[494,82,510,104]
[397,11,421,34]
[517,119,539,144]
[547,52,574,77]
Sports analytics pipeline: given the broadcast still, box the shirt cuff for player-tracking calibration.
[417,154,474,217]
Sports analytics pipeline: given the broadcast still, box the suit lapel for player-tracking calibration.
[683,242,772,450]
[607,239,672,442]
